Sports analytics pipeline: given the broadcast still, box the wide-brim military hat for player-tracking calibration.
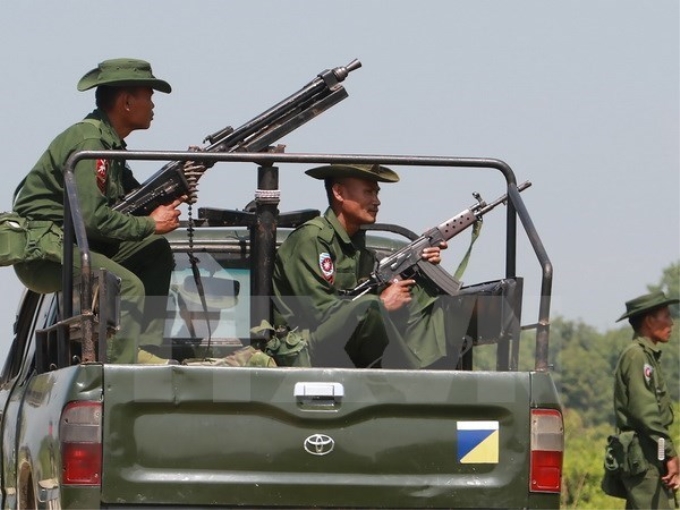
[77,58,172,93]
[616,290,679,322]
[305,163,400,183]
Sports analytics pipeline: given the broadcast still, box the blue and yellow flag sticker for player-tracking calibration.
[457,421,499,464]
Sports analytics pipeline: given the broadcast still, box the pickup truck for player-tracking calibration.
[0,151,563,509]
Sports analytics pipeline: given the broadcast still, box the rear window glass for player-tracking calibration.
[166,251,252,351]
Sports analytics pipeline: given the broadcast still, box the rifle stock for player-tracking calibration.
[114,59,362,216]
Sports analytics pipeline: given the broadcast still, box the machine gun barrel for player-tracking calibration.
[205,59,362,154]
[114,59,362,216]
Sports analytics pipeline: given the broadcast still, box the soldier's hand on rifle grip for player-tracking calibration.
[151,197,185,234]
[380,278,416,312]
[421,241,448,265]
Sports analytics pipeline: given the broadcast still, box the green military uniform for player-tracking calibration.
[12,59,174,364]
[614,291,679,509]
[272,164,454,369]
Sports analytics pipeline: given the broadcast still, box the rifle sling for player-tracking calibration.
[453,219,482,281]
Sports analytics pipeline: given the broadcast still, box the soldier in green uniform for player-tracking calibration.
[271,163,457,369]
[12,58,195,364]
[614,290,679,509]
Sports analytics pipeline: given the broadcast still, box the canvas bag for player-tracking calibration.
[601,434,627,499]
[0,212,63,266]
[601,431,648,499]
[251,319,312,367]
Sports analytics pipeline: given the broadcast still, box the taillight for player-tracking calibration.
[529,408,563,493]
[60,401,102,486]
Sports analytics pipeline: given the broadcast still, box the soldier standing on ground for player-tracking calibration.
[614,290,680,509]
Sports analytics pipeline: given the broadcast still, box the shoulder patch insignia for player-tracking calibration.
[319,252,334,284]
[643,363,653,384]
[95,159,109,194]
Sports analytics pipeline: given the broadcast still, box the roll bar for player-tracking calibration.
[63,150,553,370]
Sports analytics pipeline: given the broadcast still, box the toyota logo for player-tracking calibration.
[304,434,335,456]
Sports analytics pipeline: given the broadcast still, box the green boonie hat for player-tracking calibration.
[77,58,172,93]
[616,290,679,322]
[305,163,400,183]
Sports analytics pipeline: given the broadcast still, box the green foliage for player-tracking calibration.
[561,409,621,509]
[647,260,680,318]
[550,320,614,427]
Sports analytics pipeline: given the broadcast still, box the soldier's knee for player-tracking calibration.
[119,271,145,297]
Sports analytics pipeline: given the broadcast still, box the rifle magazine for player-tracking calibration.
[417,261,462,296]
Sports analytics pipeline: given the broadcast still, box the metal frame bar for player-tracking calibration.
[63,150,553,371]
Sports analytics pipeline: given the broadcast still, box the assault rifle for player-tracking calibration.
[114,59,362,216]
[347,181,532,298]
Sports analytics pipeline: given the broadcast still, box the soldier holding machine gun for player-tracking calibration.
[11,57,362,365]
[12,58,191,365]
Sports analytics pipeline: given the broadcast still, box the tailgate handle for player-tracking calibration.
[294,382,344,409]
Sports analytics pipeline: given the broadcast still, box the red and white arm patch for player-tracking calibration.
[319,252,335,284]
[95,159,109,194]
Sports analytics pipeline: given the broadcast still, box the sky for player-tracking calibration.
[0,1,678,361]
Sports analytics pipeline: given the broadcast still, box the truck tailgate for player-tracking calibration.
[102,366,538,508]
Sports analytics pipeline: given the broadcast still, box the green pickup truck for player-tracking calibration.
[0,151,563,509]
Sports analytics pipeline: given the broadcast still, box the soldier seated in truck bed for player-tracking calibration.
[271,164,462,370]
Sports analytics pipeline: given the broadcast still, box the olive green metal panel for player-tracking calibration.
[529,371,562,410]
[15,365,103,510]
[100,365,559,508]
